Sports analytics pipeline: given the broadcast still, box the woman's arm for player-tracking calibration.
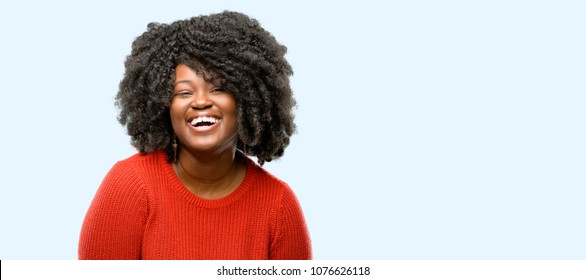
[269,186,312,260]
[78,162,147,260]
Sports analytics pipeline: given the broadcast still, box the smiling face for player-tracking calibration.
[170,64,238,157]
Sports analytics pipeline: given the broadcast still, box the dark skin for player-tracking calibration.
[170,64,246,200]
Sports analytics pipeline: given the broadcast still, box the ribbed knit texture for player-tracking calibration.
[78,151,311,260]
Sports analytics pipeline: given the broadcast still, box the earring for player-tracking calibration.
[172,135,178,162]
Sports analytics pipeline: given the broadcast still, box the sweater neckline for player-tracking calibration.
[161,151,257,208]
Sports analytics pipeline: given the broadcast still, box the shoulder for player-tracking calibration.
[243,157,300,205]
[245,157,292,193]
[108,151,167,178]
[100,151,168,194]
[85,153,162,226]
[115,150,168,169]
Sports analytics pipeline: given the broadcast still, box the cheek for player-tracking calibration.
[217,97,238,131]
[169,102,185,127]
[220,96,238,115]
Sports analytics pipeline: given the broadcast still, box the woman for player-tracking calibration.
[79,11,311,260]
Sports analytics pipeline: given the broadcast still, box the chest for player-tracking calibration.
[140,195,276,259]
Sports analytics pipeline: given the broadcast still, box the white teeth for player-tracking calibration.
[190,116,219,126]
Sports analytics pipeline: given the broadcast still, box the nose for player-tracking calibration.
[190,91,213,109]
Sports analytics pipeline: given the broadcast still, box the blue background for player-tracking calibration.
[0,0,584,259]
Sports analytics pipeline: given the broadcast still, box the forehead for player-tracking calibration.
[174,64,199,80]
[174,63,219,85]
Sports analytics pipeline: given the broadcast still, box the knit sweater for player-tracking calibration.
[78,151,311,260]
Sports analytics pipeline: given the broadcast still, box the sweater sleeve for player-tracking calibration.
[269,185,312,260]
[78,161,148,260]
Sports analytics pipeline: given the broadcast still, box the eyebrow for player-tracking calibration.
[173,80,192,86]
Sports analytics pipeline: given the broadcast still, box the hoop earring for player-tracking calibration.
[172,135,178,162]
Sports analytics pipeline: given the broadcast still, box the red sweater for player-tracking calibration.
[79,151,311,259]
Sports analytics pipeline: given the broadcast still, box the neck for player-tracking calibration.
[174,147,244,199]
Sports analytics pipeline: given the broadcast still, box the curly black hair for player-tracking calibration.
[115,11,296,165]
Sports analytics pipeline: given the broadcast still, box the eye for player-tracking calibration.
[173,91,193,97]
[209,88,225,94]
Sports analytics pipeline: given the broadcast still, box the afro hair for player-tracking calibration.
[115,11,296,165]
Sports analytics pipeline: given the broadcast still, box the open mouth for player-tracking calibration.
[190,116,220,128]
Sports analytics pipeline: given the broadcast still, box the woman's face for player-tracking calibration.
[170,64,238,156]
